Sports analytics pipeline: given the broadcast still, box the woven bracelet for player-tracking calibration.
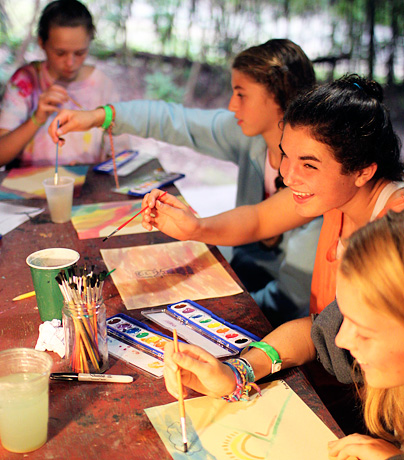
[222,358,261,402]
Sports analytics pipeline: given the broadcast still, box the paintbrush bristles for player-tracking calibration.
[56,264,110,304]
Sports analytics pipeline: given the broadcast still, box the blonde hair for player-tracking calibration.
[339,210,404,445]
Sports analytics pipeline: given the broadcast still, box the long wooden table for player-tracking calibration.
[0,161,344,459]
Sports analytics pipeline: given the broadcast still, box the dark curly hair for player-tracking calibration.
[232,39,316,112]
[38,0,95,43]
[283,74,403,182]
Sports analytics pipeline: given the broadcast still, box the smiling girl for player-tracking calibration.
[163,210,404,460]
[140,74,404,315]
[49,39,321,326]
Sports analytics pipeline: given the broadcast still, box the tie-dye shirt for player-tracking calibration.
[0,61,131,166]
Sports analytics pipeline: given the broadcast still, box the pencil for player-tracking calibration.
[173,329,188,453]
[102,191,168,242]
[13,290,36,301]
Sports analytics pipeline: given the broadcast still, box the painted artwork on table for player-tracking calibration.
[0,165,88,199]
[100,241,243,309]
[145,380,338,460]
[71,196,194,239]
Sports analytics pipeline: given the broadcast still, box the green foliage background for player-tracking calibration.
[0,0,403,103]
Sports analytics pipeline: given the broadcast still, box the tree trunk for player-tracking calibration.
[366,0,376,79]
[14,0,41,68]
[386,0,398,86]
[183,60,202,106]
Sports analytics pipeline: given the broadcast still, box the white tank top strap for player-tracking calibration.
[370,181,404,221]
[264,149,278,198]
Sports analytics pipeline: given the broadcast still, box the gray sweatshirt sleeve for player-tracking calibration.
[311,300,359,384]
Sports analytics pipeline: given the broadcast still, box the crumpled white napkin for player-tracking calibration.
[35,319,65,358]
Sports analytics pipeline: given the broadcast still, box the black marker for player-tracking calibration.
[50,373,133,383]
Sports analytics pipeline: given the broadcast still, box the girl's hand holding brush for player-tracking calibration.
[141,189,200,241]
[34,84,69,127]
[49,108,107,145]
[163,340,236,399]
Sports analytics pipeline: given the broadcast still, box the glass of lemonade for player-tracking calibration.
[0,348,53,453]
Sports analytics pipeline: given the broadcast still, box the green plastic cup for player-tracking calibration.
[26,248,80,321]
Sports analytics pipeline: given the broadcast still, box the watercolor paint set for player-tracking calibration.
[113,168,185,197]
[106,313,174,362]
[106,301,260,375]
[142,299,260,358]
[93,150,139,174]
[107,335,164,379]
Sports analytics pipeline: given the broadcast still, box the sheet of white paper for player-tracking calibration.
[0,202,43,236]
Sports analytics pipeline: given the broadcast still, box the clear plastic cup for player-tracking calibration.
[43,176,74,223]
[0,348,53,453]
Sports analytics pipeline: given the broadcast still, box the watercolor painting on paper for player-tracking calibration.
[0,165,88,199]
[71,196,194,239]
[100,241,243,309]
[145,380,338,460]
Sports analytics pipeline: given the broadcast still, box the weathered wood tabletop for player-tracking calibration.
[0,161,343,459]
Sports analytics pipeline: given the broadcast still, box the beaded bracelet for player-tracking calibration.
[31,112,45,127]
[222,358,261,402]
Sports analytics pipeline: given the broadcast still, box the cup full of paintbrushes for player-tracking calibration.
[57,265,109,373]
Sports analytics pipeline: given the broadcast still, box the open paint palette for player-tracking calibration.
[106,300,260,376]
[142,299,260,358]
[107,335,165,378]
[106,314,173,361]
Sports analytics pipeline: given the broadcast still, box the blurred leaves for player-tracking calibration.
[144,70,185,102]
[0,0,403,85]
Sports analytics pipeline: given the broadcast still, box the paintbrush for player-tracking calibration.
[102,191,168,242]
[68,95,83,109]
[54,120,60,184]
[173,329,188,453]
[53,79,83,109]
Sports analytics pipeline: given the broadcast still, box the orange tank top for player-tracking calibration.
[310,190,404,315]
